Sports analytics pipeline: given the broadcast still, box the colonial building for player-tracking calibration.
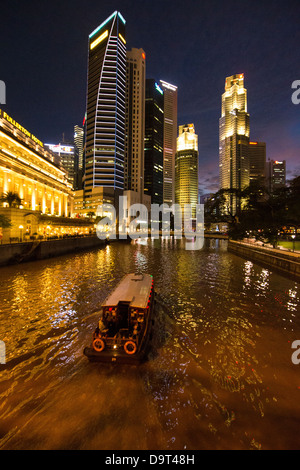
[0,109,78,243]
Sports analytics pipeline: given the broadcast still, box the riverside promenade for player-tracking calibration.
[228,239,300,282]
[0,235,107,266]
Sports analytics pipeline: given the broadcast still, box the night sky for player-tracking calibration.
[1,0,299,195]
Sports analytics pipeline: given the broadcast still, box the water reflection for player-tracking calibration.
[0,238,299,450]
[287,286,298,313]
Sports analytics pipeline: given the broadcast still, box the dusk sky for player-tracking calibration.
[1,0,299,195]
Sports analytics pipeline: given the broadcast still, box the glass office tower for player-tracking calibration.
[74,125,84,190]
[160,80,178,206]
[85,11,126,192]
[144,79,164,205]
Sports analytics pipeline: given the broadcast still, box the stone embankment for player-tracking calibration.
[0,236,107,267]
[228,240,300,282]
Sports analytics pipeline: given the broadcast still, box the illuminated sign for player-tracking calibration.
[155,83,163,95]
[160,80,177,92]
[45,144,74,154]
[0,109,44,147]
[90,30,108,50]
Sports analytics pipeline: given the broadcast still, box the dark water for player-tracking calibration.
[0,238,299,450]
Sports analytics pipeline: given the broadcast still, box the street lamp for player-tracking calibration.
[291,234,296,252]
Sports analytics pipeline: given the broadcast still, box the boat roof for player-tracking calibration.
[103,273,153,309]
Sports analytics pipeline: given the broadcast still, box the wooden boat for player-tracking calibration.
[83,273,155,364]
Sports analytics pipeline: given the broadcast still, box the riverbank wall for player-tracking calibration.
[228,240,300,282]
[0,236,108,267]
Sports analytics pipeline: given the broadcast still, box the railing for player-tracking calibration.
[1,233,97,245]
[229,239,300,262]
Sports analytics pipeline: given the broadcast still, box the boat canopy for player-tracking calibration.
[103,274,153,310]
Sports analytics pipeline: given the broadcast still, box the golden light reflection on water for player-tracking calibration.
[0,239,299,450]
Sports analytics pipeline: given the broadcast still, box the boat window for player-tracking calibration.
[118,302,130,329]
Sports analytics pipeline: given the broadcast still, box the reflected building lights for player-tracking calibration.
[287,286,299,313]
[243,260,254,290]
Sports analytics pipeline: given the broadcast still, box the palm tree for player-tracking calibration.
[1,191,22,208]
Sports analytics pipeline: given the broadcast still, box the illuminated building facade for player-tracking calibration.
[125,48,146,201]
[160,80,178,206]
[0,110,73,215]
[73,186,119,217]
[84,11,126,193]
[219,74,250,214]
[144,79,164,205]
[0,109,75,242]
[175,124,199,216]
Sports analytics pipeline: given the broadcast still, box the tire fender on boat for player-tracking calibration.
[124,340,137,355]
[93,338,105,352]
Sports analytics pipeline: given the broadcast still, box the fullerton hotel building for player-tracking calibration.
[0,109,73,215]
[0,110,91,242]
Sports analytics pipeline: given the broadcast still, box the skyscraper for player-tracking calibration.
[144,79,164,205]
[267,159,286,193]
[248,141,266,186]
[45,142,76,188]
[74,124,84,190]
[160,80,178,206]
[84,11,126,193]
[175,124,199,217]
[125,48,146,201]
[219,74,250,214]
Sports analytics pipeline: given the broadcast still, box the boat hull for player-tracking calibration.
[83,345,149,364]
[83,311,154,364]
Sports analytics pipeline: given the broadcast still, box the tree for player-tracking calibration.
[285,176,300,230]
[204,188,243,233]
[205,177,300,247]
[0,214,12,229]
[228,183,291,246]
[1,191,22,208]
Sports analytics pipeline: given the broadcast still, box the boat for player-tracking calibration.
[83,273,155,364]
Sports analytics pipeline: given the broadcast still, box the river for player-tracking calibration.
[0,237,299,450]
